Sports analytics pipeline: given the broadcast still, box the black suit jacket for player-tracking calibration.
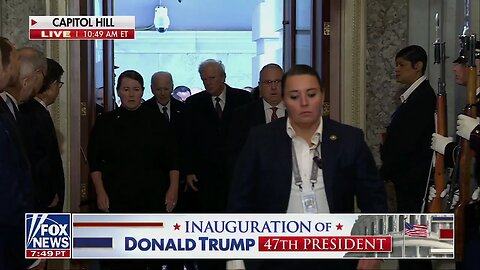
[227,117,386,270]
[0,97,33,270]
[228,117,387,213]
[19,99,65,212]
[185,85,251,211]
[143,97,188,172]
[228,99,266,156]
[227,99,286,177]
[143,97,187,136]
[380,79,436,212]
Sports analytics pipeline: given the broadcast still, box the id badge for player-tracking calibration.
[302,190,318,213]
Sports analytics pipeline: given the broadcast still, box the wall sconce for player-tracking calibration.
[154,5,170,33]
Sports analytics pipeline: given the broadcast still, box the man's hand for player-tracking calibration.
[457,115,480,140]
[96,189,109,212]
[185,174,199,192]
[48,194,59,208]
[431,133,453,155]
[165,184,178,213]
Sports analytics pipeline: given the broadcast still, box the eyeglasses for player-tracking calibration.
[57,81,64,88]
[261,80,282,86]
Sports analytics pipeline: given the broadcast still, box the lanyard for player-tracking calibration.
[291,142,320,191]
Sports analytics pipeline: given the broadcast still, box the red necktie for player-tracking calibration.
[271,107,278,121]
[215,97,222,119]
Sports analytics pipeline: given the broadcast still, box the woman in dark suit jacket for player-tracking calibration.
[228,65,387,270]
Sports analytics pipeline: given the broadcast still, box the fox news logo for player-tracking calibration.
[25,213,71,258]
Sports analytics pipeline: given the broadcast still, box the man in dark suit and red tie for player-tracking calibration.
[185,59,251,270]
[228,63,285,165]
[228,64,387,270]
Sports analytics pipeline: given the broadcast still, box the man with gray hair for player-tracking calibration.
[0,48,43,120]
[18,47,47,94]
[184,58,251,270]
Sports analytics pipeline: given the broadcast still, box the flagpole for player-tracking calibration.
[403,217,407,257]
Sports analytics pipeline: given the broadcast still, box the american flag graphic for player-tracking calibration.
[405,222,428,237]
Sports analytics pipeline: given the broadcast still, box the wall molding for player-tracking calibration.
[341,0,366,130]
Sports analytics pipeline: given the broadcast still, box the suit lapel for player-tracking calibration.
[0,96,31,171]
[320,117,338,211]
[222,87,234,121]
[202,91,219,121]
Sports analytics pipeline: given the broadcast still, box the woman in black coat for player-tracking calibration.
[88,70,179,214]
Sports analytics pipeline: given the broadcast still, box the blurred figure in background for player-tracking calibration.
[172,85,191,102]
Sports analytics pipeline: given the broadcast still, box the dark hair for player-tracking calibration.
[116,70,144,91]
[395,45,428,75]
[39,58,64,94]
[0,37,13,69]
[281,64,323,96]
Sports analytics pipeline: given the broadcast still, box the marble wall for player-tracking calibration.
[0,0,46,51]
[365,0,408,165]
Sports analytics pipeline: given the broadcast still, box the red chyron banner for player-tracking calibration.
[29,16,135,40]
[258,236,392,252]
[29,29,135,40]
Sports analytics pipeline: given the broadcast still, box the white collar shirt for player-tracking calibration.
[285,117,330,213]
[400,75,426,103]
[211,86,227,111]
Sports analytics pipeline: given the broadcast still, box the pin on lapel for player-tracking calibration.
[329,135,337,141]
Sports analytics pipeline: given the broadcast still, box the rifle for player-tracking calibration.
[429,12,447,213]
[455,33,478,262]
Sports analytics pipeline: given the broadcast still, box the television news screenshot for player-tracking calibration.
[1,0,479,269]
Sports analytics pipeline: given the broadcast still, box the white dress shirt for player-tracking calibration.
[211,86,227,111]
[34,96,48,109]
[285,117,330,213]
[400,75,426,103]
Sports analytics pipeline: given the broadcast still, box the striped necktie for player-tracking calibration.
[271,107,278,121]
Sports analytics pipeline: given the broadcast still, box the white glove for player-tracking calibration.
[431,133,453,155]
[428,185,436,202]
[456,115,480,140]
[472,187,480,201]
[449,188,460,210]
[428,184,450,203]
